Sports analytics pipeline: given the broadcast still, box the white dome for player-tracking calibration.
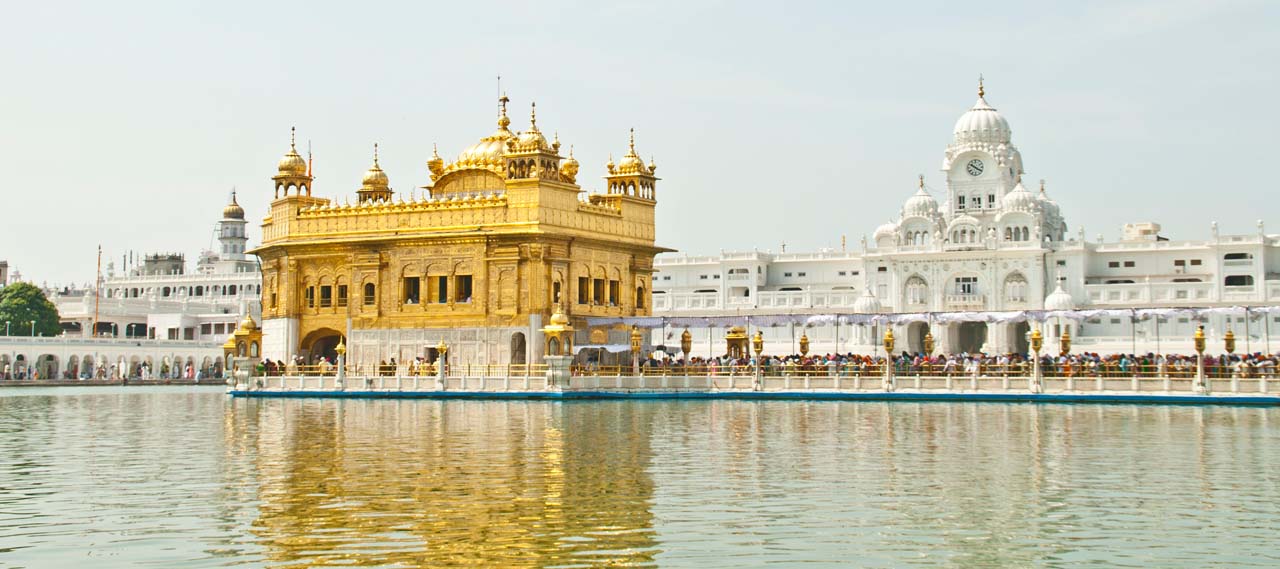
[873,221,898,239]
[1001,181,1039,212]
[953,95,1011,144]
[1044,283,1075,311]
[853,287,883,313]
[1037,183,1060,216]
[903,185,939,219]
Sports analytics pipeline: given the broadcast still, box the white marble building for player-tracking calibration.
[51,193,262,344]
[652,84,1280,357]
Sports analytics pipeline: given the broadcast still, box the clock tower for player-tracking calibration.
[941,79,1023,221]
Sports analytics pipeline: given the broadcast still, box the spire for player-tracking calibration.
[628,127,636,154]
[432,142,440,160]
[978,74,985,98]
[373,142,379,166]
[529,101,537,130]
[918,174,925,189]
[290,126,297,150]
[498,92,511,129]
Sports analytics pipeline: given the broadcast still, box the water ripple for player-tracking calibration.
[0,388,1277,567]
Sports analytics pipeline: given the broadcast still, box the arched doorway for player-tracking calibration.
[907,322,930,354]
[1009,322,1030,355]
[301,328,343,364]
[955,322,987,354]
[510,332,527,364]
[36,354,59,379]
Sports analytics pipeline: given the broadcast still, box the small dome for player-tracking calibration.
[238,314,258,331]
[1001,181,1039,212]
[1036,181,1060,216]
[903,177,938,218]
[874,221,898,240]
[953,83,1011,144]
[1044,283,1075,311]
[362,159,389,190]
[853,287,883,313]
[278,149,307,176]
[613,129,651,175]
[549,308,570,326]
[222,192,245,220]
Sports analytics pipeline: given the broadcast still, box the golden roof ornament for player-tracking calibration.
[559,145,579,184]
[361,143,390,190]
[427,143,444,180]
[606,153,615,174]
[277,126,309,176]
[222,189,245,220]
[498,92,511,130]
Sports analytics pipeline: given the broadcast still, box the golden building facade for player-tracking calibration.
[251,96,668,367]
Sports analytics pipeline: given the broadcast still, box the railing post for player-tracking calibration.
[1231,369,1240,394]
[436,360,446,391]
[1194,354,1207,394]
[882,360,895,392]
[1095,372,1104,393]
[1030,354,1043,394]
[1131,373,1139,393]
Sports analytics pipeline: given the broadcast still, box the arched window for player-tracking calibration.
[363,282,377,305]
[904,276,928,305]
[1021,227,1029,241]
[1004,273,1028,302]
[1224,275,1254,287]
[636,286,645,309]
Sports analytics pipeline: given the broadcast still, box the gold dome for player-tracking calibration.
[361,144,390,189]
[559,145,580,183]
[549,308,570,326]
[238,314,258,331]
[222,191,245,219]
[614,129,651,175]
[277,127,308,176]
[447,95,515,173]
[427,143,444,179]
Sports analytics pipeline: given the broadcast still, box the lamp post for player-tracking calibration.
[436,340,449,390]
[1030,327,1043,394]
[751,330,763,391]
[799,332,810,358]
[923,331,934,375]
[680,328,692,364]
[1193,325,1207,394]
[883,327,895,392]
[334,337,346,390]
[630,325,643,376]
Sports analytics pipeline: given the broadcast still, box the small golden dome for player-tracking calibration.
[222,191,245,219]
[614,128,651,175]
[277,127,308,176]
[427,143,444,179]
[361,144,390,189]
[549,308,570,326]
[238,314,258,331]
[559,145,579,183]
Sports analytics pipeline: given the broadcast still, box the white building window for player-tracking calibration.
[954,276,977,295]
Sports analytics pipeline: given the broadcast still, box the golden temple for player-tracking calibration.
[250,95,669,368]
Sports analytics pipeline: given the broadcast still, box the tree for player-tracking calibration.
[0,283,61,337]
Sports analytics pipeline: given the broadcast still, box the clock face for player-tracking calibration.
[966,159,984,176]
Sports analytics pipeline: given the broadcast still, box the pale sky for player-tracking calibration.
[2,0,1277,285]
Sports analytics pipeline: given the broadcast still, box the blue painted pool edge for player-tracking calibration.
[227,390,1280,406]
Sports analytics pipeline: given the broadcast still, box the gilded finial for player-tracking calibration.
[569,144,575,158]
[978,74,985,98]
[918,174,925,188]
[1039,178,1046,192]
[628,128,636,153]
[373,143,379,166]
[498,91,511,129]
[290,126,297,150]
[529,101,537,129]
[432,142,440,159]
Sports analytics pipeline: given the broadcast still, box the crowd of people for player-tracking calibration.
[620,350,1280,378]
[1,360,212,381]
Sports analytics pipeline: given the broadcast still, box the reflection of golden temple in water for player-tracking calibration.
[228,398,659,567]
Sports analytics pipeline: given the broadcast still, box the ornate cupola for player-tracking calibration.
[273,127,314,198]
[502,102,563,181]
[357,143,393,203]
[604,129,658,201]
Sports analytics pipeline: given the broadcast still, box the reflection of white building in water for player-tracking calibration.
[652,84,1280,356]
